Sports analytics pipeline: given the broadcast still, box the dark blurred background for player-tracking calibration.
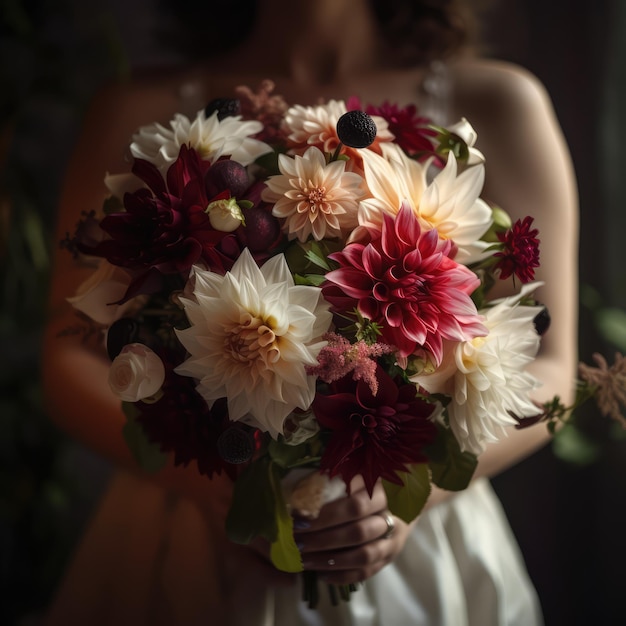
[1,1,624,624]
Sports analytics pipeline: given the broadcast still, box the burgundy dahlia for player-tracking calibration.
[136,361,249,480]
[79,146,245,301]
[313,365,437,496]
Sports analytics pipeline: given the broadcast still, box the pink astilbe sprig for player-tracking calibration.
[235,79,289,144]
[305,332,393,395]
[579,352,626,426]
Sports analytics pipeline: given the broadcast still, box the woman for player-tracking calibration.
[41,0,578,623]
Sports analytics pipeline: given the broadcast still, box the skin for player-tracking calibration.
[42,0,579,595]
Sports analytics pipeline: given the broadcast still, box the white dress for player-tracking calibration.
[43,470,543,626]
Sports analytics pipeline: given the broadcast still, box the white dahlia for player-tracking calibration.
[411,284,543,454]
[129,110,272,172]
[357,142,493,263]
[262,146,365,241]
[174,249,332,437]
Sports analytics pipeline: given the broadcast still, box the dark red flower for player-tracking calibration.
[78,146,245,301]
[136,359,252,480]
[313,366,437,496]
[364,101,437,158]
[494,216,541,283]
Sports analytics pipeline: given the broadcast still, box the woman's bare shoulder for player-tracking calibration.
[447,56,557,130]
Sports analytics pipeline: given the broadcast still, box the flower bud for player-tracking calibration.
[206,197,245,232]
[108,343,165,402]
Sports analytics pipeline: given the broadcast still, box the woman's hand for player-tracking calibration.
[292,477,412,586]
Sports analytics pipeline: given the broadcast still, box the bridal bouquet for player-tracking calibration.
[62,80,624,605]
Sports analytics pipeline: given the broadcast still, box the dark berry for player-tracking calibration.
[204,98,241,121]
[216,427,255,464]
[238,206,282,252]
[205,159,250,198]
[336,110,377,148]
[533,305,551,336]
[106,318,140,360]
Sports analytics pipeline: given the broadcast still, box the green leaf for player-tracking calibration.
[269,463,303,573]
[121,402,167,473]
[595,307,626,351]
[426,424,477,491]
[226,457,278,545]
[383,463,431,524]
[268,439,319,469]
[294,273,327,286]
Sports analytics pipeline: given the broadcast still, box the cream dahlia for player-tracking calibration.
[357,142,493,263]
[174,249,332,437]
[130,110,272,171]
[261,146,365,241]
[282,100,393,167]
[411,284,543,454]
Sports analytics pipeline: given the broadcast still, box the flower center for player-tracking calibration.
[226,313,280,366]
[302,182,328,214]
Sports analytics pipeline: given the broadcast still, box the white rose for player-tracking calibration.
[108,343,165,402]
[206,197,245,232]
[67,260,135,326]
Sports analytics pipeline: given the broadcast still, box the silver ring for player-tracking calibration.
[327,558,336,566]
[378,511,395,540]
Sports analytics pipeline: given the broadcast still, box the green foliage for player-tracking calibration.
[268,462,303,573]
[383,463,431,523]
[226,457,278,545]
[121,402,167,473]
[426,423,478,491]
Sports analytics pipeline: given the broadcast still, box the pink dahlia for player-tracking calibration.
[312,365,437,496]
[322,204,487,364]
[494,216,541,284]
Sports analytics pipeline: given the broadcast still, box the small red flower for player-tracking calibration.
[364,101,437,158]
[494,216,540,283]
[313,365,437,496]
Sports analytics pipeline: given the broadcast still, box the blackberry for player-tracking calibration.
[204,97,241,121]
[216,427,255,464]
[336,110,377,148]
[106,318,140,360]
[533,305,551,336]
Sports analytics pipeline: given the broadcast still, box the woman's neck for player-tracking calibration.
[223,0,387,88]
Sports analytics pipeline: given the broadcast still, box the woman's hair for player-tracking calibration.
[371,0,482,66]
[157,0,484,67]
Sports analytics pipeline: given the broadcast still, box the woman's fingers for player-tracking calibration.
[296,510,392,553]
[301,528,401,585]
[295,477,388,533]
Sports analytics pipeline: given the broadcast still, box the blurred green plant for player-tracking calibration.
[1,1,128,622]
[550,283,626,466]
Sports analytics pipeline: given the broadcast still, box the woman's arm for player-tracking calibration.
[445,58,579,482]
